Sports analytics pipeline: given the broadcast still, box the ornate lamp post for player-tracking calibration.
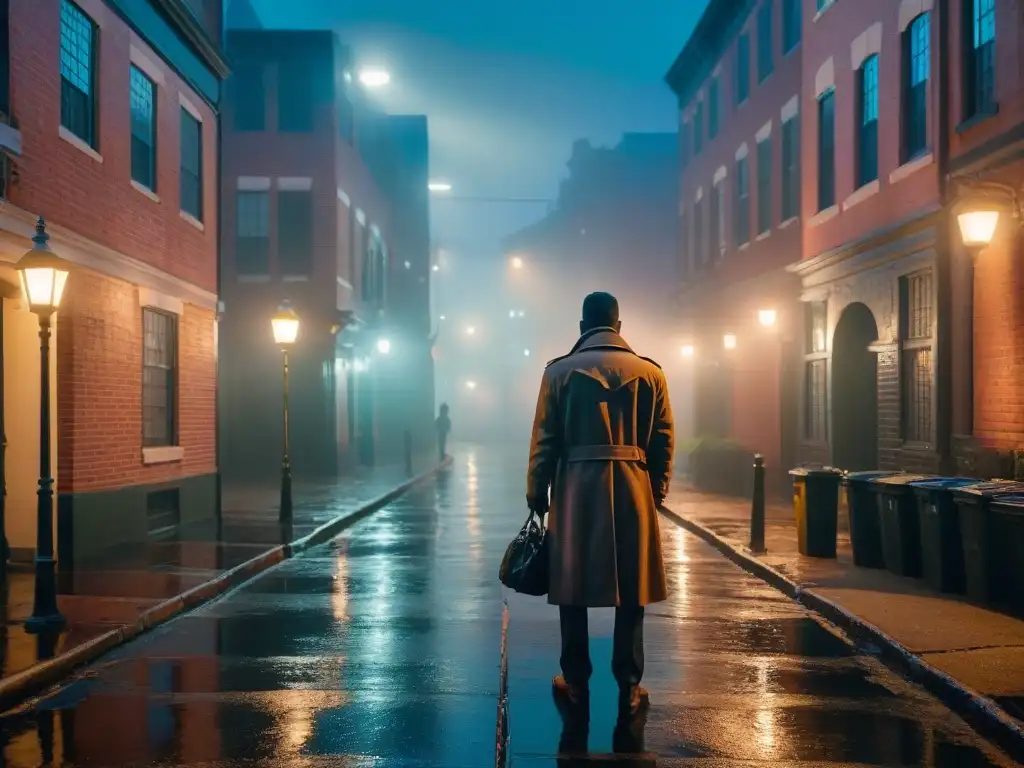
[271,302,299,524]
[16,218,70,633]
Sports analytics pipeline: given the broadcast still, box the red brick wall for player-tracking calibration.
[8,0,218,294]
[801,0,942,262]
[57,268,216,493]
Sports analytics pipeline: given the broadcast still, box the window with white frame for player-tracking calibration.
[903,13,930,161]
[734,155,750,245]
[857,55,879,187]
[900,270,934,444]
[817,88,836,211]
[781,115,800,221]
[180,109,203,220]
[963,0,996,119]
[60,0,97,147]
[130,66,156,190]
[804,301,828,442]
[757,136,772,234]
[143,308,178,448]
[236,191,269,274]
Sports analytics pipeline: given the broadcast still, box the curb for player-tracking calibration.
[0,456,453,714]
[659,505,1024,763]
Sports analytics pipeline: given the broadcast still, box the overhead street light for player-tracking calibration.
[510,256,524,270]
[429,181,452,193]
[465,325,476,336]
[957,210,1001,248]
[723,334,737,350]
[465,380,477,390]
[271,302,300,524]
[377,338,392,355]
[358,67,391,88]
[758,309,777,328]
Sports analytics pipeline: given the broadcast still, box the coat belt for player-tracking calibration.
[565,445,647,463]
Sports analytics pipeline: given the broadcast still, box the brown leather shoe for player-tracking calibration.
[619,684,650,715]
[552,675,588,706]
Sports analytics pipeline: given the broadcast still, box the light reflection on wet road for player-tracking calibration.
[0,445,1018,767]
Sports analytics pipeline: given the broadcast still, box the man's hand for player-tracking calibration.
[527,493,549,516]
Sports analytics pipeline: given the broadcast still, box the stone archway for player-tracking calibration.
[831,302,879,471]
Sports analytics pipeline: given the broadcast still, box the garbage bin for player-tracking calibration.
[990,495,1024,613]
[910,477,978,593]
[870,474,941,578]
[953,481,1024,604]
[844,471,901,569]
[790,467,843,558]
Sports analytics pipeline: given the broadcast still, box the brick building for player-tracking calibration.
[666,0,804,491]
[218,29,434,481]
[0,0,227,564]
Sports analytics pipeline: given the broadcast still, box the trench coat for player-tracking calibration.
[526,327,674,607]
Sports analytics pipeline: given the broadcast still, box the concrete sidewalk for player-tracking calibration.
[0,456,449,711]
[665,482,1024,755]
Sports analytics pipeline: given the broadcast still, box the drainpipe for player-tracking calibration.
[214,79,224,544]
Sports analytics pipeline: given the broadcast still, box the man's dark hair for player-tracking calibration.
[581,292,620,331]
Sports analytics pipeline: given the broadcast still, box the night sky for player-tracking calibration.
[241,0,708,259]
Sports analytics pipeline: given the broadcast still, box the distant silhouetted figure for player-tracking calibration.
[527,291,674,716]
[435,403,451,461]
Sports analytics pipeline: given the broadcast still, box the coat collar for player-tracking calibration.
[568,327,634,356]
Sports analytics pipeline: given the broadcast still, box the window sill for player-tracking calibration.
[957,105,999,134]
[809,204,839,227]
[180,210,205,231]
[812,0,838,23]
[131,180,159,203]
[755,229,771,242]
[842,179,880,212]
[0,122,22,156]
[59,126,102,163]
[779,216,800,230]
[143,446,184,465]
[238,274,271,283]
[890,152,934,185]
[282,275,309,283]
[738,241,751,251]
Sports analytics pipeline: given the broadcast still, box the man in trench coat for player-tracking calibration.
[526,291,674,714]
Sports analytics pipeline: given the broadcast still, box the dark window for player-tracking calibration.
[857,55,879,187]
[60,0,96,147]
[757,1,773,82]
[232,61,265,131]
[278,57,314,132]
[817,89,835,211]
[805,360,827,441]
[734,155,750,245]
[350,208,360,285]
[964,0,996,119]
[900,271,934,444]
[781,116,800,221]
[179,109,203,220]
[694,196,705,268]
[757,137,772,234]
[143,308,178,448]
[278,189,313,275]
[694,102,704,154]
[130,66,156,190]
[708,78,720,139]
[903,13,930,160]
[807,301,827,353]
[710,182,723,259]
[362,231,386,305]
[736,33,750,104]
[680,120,691,168]
[783,0,801,53]
[679,205,689,277]
[235,191,269,274]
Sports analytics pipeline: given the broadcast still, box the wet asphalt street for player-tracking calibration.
[0,444,1018,767]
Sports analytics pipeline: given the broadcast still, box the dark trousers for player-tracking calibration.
[437,433,448,461]
[559,605,645,688]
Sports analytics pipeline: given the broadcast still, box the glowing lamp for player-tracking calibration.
[16,218,70,316]
[681,344,695,358]
[271,303,300,346]
[957,210,1000,248]
[377,338,391,355]
[510,256,524,270]
[758,309,777,328]
[723,333,737,350]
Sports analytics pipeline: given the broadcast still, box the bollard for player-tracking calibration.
[749,454,767,554]
[404,429,413,476]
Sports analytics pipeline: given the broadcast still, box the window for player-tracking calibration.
[757,1,773,83]
[734,155,750,245]
[817,89,835,211]
[232,61,265,131]
[362,231,387,306]
[694,196,706,267]
[694,102,704,155]
[816,0,834,10]
[805,361,827,441]
[235,191,269,274]
[708,78,720,139]
[681,120,691,169]
[857,55,879,187]
[278,190,313,275]
[736,33,750,104]
[783,0,801,53]
[60,0,96,147]
[710,181,725,259]
[1,0,10,115]
[900,271,934,444]
[278,57,314,132]
[179,109,203,221]
[143,308,178,448]
[964,0,996,119]
[804,301,827,442]
[781,116,800,221]
[757,137,772,234]
[679,205,689,277]
[903,13,930,160]
[130,66,156,191]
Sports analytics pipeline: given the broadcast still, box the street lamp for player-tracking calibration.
[358,67,391,88]
[681,344,695,358]
[271,302,299,523]
[377,338,391,355]
[510,256,524,270]
[723,333,737,350]
[758,309,778,328]
[957,210,1001,249]
[465,380,477,390]
[16,218,70,633]
[465,325,476,336]
[428,181,452,193]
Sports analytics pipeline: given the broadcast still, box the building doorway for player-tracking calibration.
[831,302,879,471]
